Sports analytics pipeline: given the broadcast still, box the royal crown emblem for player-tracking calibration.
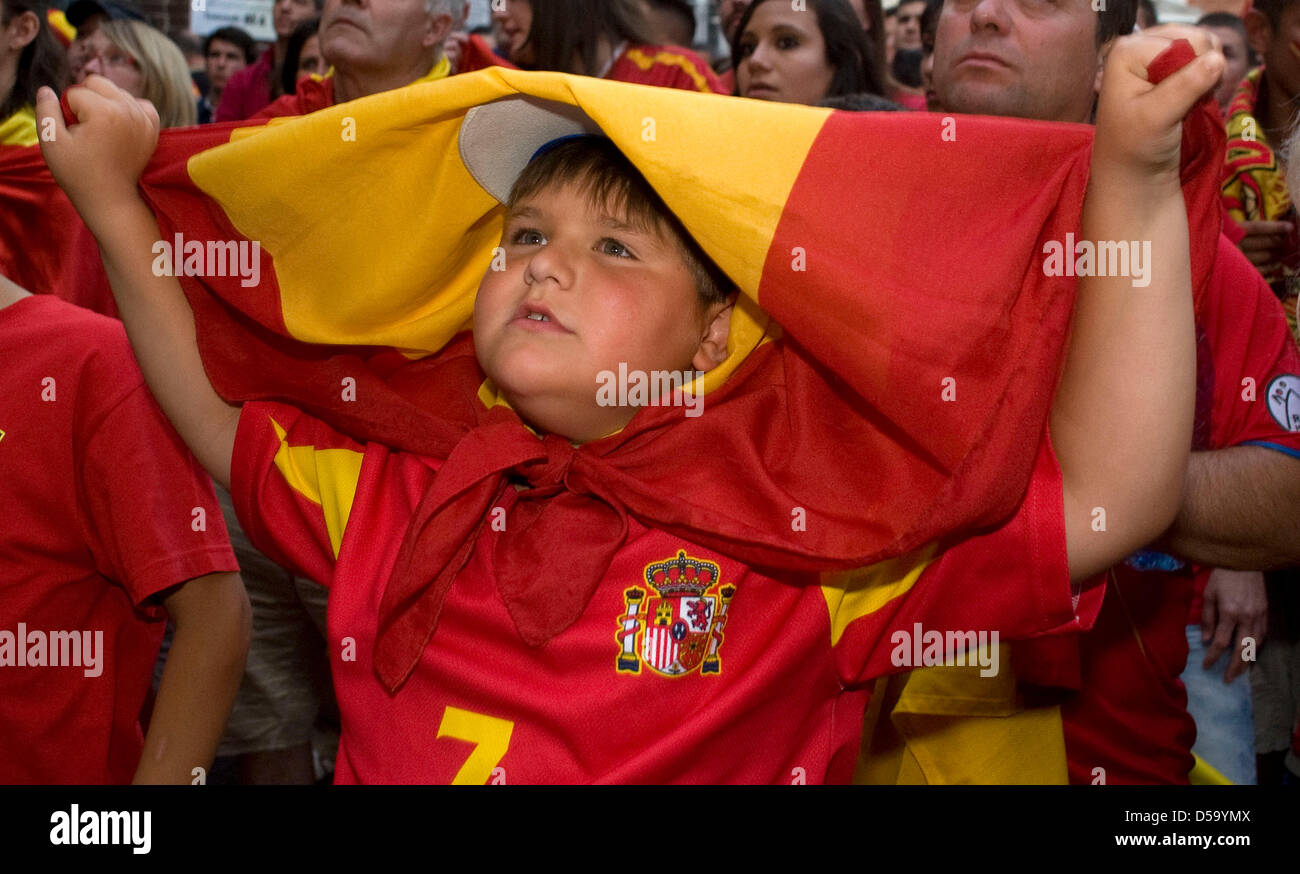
[616,550,735,677]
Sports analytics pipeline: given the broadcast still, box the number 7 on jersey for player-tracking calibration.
[436,706,514,785]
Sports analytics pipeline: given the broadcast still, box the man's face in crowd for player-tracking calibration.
[1246,4,1300,105]
[1202,23,1251,112]
[321,0,452,74]
[275,0,319,40]
[934,0,1103,123]
[640,0,695,47]
[205,38,248,93]
[896,0,926,50]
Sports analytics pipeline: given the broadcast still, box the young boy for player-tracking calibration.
[0,273,250,784]
[35,32,1223,783]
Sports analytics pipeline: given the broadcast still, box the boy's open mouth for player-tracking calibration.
[511,301,573,333]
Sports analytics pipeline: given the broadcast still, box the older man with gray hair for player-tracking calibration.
[254,0,461,118]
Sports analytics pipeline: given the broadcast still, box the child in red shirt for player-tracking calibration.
[0,276,249,783]
[37,31,1223,782]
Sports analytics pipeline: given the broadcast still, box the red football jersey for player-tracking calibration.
[231,397,1096,784]
[0,294,238,784]
[1058,235,1300,784]
[608,44,726,94]
[254,77,335,121]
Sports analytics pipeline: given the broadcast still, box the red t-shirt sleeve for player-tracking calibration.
[77,382,237,608]
[231,400,369,586]
[1204,236,1300,454]
[826,430,1099,686]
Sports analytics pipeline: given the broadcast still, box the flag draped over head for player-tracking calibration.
[124,47,1224,692]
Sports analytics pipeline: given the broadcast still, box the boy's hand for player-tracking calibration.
[1094,27,1223,184]
[35,76,160,220]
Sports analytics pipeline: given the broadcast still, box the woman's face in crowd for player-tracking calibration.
[297,34,324,78]
[79,29,144,97]
[735,2,835,106]
[275,0,318,40]
[491,0,534,65]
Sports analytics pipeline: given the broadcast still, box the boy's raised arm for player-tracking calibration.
[36,79,240,490]
[1050,31,1224,582]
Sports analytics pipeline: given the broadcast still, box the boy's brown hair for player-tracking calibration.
[507,135,734,307]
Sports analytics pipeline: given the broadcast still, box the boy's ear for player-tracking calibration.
[691,294,736,373]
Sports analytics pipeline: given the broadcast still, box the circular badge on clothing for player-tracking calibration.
[1266,374,1300,432]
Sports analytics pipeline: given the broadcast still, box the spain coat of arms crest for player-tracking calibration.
[616,550,735,677]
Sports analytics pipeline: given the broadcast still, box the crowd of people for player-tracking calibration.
[0,0,1298,787]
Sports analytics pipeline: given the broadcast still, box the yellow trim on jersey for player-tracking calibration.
[270,417,364,558]
[0,106,38,147]
[1189,754,1233,785]
[819,543,939,646]
[622,47,713,93]
[48,9,76,44]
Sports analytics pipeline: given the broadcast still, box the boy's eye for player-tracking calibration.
[598,238,634,259]
[511,228,545,246]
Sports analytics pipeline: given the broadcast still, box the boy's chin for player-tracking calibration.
[488,379,633,443]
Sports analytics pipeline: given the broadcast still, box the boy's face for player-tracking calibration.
[474,181,729,443]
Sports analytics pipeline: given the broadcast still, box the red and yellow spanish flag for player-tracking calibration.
[7,48,1223,690]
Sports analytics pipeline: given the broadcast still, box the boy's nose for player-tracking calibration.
[523,246,575,290]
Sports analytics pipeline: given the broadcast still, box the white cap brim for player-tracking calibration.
[458,95,604,205]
